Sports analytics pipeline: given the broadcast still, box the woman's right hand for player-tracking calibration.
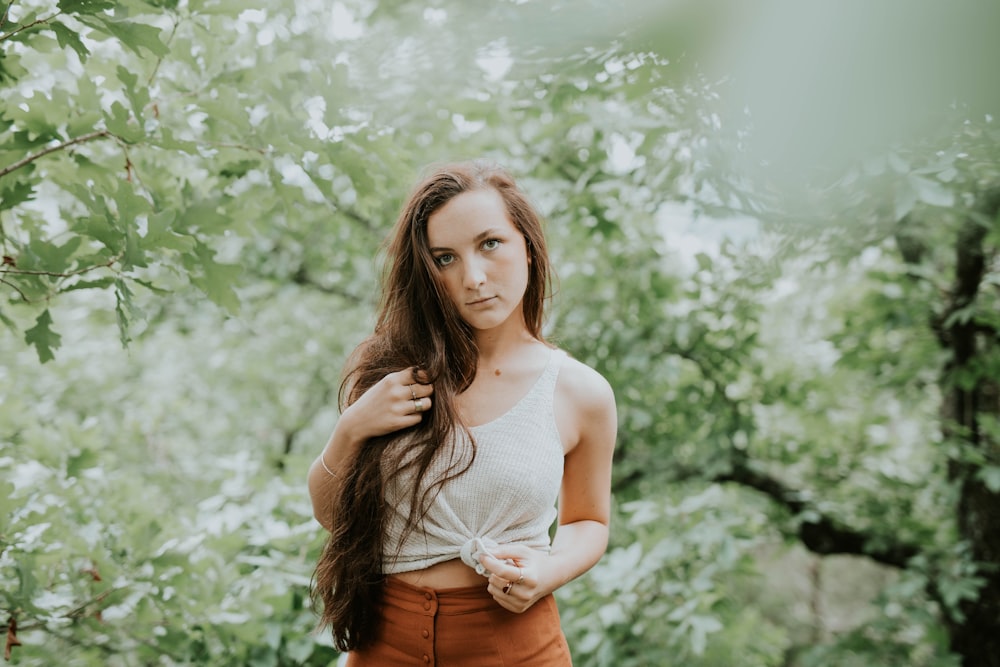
[310,368,433,529]
[340,368,434,441]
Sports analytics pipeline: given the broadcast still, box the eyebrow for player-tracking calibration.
[429,228,503,253]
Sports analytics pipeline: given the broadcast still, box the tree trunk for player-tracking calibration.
[944,380,1000,667]
[940,195,1000,667]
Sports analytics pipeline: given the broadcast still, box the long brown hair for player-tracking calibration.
[311,159,552,651]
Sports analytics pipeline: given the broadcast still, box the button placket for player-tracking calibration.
[420,590,436,666]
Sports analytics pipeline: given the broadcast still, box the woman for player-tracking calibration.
[308,159,617,666]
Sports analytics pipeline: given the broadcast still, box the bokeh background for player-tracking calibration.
[2,0,999,665]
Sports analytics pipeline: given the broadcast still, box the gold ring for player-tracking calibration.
[409,384,417,400]
[413,398,424,412]
[502,581,513,595]
[515,567,524,585]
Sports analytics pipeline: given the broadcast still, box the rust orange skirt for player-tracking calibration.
[345,576,572,666]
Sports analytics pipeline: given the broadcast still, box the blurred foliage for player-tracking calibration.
[2,0,999,665]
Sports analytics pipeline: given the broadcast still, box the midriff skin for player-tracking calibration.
[392,558,487,589]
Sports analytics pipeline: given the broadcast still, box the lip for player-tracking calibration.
[466,296,497,307]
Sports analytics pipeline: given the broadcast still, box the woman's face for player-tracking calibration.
[425,188,530,334]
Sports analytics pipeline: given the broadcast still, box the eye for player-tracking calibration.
[434,253,455,267]
[482,238,501,251]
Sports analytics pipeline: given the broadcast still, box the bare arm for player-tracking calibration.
[306,412,366,531]
[482,359,617,610]
[307,368,435,530]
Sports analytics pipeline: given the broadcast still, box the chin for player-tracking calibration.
[460,302,523,332]
[467,319,502,332]
[465,314,509,332]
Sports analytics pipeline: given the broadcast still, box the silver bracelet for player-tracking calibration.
[319,456,337,477]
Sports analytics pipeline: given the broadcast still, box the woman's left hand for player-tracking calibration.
[480,546,554,613]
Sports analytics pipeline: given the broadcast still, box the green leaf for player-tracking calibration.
[66,78,104,135]
[24,309,62,363]
[978,466,1000,493]
[887,151,909,174]
[123,224,147,269]
[69,186,123,251]
[28,236,82,274]
[188,0,253,16]
[113,180,152,268]
[284,636,315,663]
[61,277,116,292]
[117,66,150,121]
[156,127,198,153]
[185,242,242,314]
[0,479,16,518]
[177,199,232,234]
[50,22,91,61]
[131,277,169,293]
[688,614,723,655]
[943,304,975,329]
[115,278,142,346]
[4,129,51,151]
[219,159,260,179]
[199,87,248,131]
[104,101,143,143]
[0,306,16,332]
[0,181,35,211]
[144,210,196,252]
[57,0,116,14]
[84,16,170,58]
[908,174,954,208]
[15,554,41,603]
[78,214,122,251]
[67,448,99,477]
[0,49,29,83]
[893,180,917,222]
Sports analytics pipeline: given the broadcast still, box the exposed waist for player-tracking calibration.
[389,559,485,590]
[385,526,553,573]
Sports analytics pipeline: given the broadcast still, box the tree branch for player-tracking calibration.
[147,16,180,87]
[0,257,117,278]
[338,204,380,235]
[0,11,61,42]
[0,9,62,42]
[953,218,988,322]
[716,462,922,569]
[940,186,1000,353]
[0,130,110,179]
[0,276,29,302]
[277,375,334,470]
[299,170,380,236]
[201,140,270,155]
[601,224,926,568]
[290,265,364,303]
[0,2,12,33]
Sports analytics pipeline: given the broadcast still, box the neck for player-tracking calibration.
[474,328,537,371]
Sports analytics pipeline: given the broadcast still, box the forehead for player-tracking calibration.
[426,188,517,245]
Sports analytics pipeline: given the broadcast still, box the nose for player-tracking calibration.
[463,257,486,290]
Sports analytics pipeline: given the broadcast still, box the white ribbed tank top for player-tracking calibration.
[382,348,566,576]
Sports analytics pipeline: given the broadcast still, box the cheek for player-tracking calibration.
[514,257,531,293]
[441,272,464,299]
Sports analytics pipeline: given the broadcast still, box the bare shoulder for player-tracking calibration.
[557,352,615,409]
[554,351,617,453]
